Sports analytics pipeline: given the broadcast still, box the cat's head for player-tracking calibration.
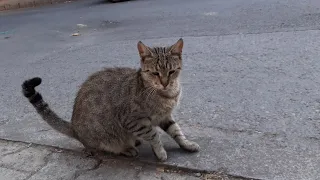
[137,39,183,98]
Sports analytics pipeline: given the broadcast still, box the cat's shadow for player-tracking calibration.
[82,134,194,162]
[89,143,191,164]
[83,139,188,163]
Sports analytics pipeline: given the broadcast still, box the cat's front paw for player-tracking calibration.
[180,140,200,152]
[153,147,167,161]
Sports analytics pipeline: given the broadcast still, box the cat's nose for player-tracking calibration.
[160,78,169,88]
[160,81,169,88]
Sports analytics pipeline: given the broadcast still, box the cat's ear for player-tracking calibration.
[137,41,153,58]
[169,38,183,55]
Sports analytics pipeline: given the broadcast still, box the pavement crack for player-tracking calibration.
[202,125,260,136]
[36,129,51,133]
[141,162,260,180]
[0,119,9,126]
[73,158,102,180]
[0,165,31,173]
[22,152,53,180]
[303,136,320,141]
[1,145,30,157]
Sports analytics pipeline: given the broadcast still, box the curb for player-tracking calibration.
[0,138,258,180]
[0,0,77,11]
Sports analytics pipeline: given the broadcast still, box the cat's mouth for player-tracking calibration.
[157,88,180,99]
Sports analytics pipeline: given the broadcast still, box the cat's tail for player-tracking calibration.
[22,77,76,139]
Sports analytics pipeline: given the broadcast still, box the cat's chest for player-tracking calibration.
[150,114,167,126]
[149,98,178,126]
[149,108,173,125]
[153,97,177,113]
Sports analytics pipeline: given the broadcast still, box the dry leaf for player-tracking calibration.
[204,173,229,180]
[156,167,165,172]
[54,149,63,153]
[71,33,81,36]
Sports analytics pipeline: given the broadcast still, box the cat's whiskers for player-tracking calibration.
[145,88,156,101]
[138,86,154,97]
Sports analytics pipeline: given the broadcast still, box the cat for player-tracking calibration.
[22,38,200,161]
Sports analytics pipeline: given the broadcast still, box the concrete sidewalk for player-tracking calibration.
[0,139,244,180]
[0,0,77,11]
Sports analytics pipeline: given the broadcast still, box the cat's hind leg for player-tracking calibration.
[120,146,139,157]
[120,136,140,157]
[99,136,139,157]
[135,139,142,147]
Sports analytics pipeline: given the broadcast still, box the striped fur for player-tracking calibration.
[22,39,199,161]
[162,121,200,152]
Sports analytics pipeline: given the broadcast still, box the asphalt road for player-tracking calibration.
[1,0,320,179]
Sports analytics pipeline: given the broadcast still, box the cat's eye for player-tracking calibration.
[152,72,160,76]
[169,70,175,75]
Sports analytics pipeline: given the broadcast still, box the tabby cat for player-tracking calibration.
[22,38,200,161]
